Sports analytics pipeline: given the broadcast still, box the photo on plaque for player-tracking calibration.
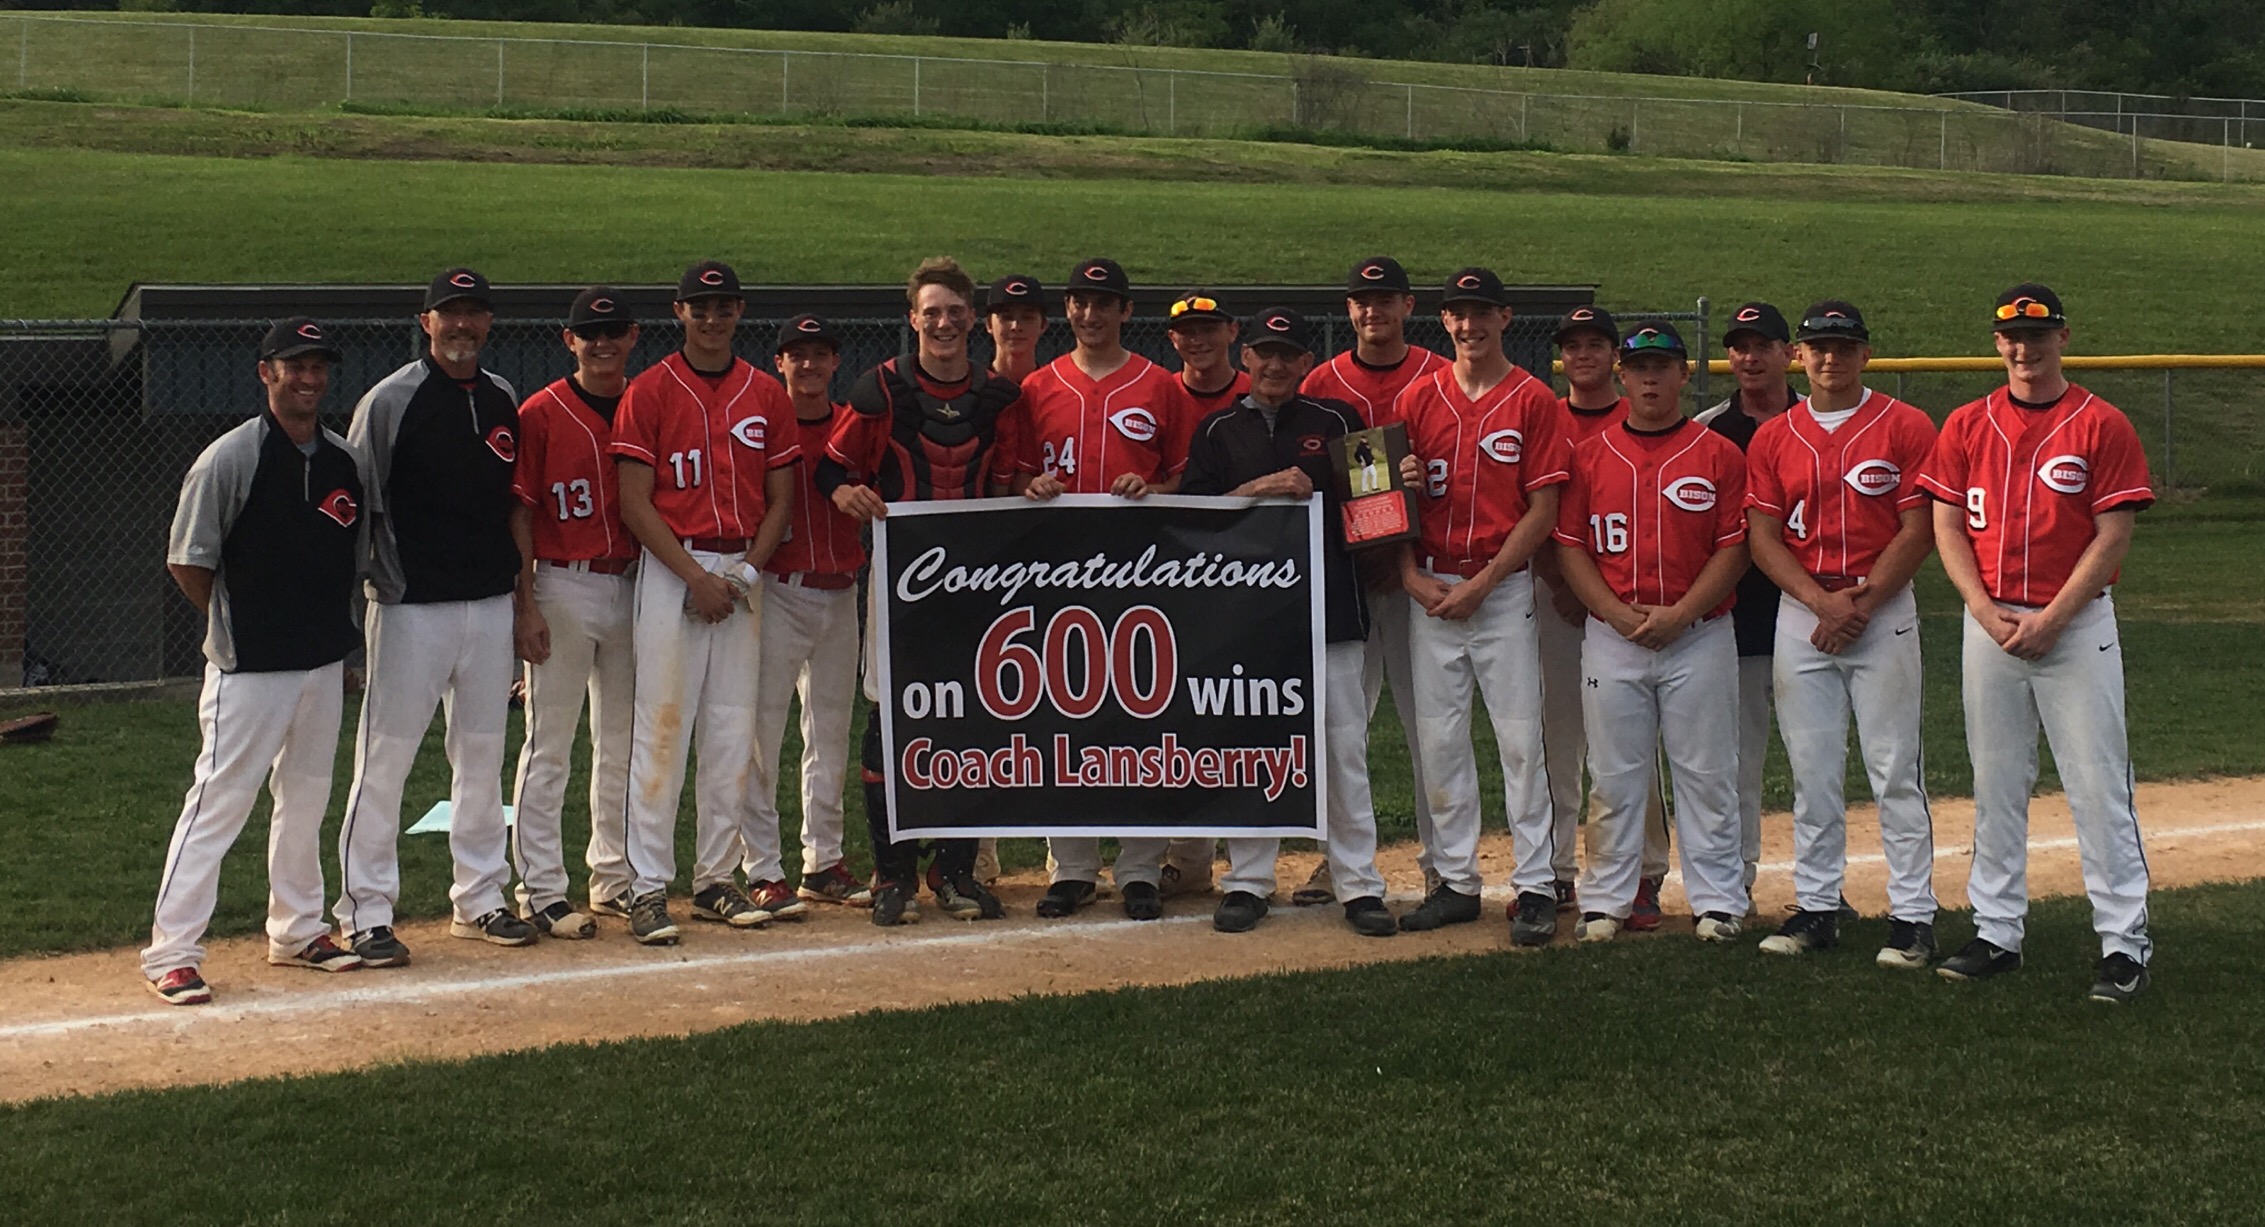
[1327,422,1419,549]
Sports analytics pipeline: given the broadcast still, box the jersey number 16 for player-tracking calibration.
[1588,512,1629,554]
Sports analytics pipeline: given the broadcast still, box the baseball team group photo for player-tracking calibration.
[6,3,2265,1222]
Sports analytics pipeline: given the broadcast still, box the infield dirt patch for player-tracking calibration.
[4,775,2259,1104]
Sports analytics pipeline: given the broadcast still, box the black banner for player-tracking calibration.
[874,495,1326,840]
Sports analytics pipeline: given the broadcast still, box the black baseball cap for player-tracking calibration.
[1243,307,1314,355]
[1347,256,1412,295]
[774,313,840,353]
[1067,257,1132,302]
[1723,301,1790,346]
[1795,299,1870,344]
[568,287,635,331]
[259,316,342,362]
[1992,283,2067,332]
[1440,266,1510,308]
[677,260,743,303]
[1619,322,1689,361]
[1553,305,1620,346]
[1168,289,1233,327]
[424,267,492,312]
[985,274,1046,316]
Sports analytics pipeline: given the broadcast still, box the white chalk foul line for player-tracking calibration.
[0,912,1212,1042]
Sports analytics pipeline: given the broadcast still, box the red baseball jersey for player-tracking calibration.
[1017,353,1194,491]
[1745,390,1938,580]
[1555,419,1750,616]
[1181,368,1251,422]
[1916,383,2153,606]
[511,378,635,563]
[1301,346,1451,427]
[1562,396,1632,445]
[609,353,798,540]
[769,404,867,579]
[1379,364,1573,575]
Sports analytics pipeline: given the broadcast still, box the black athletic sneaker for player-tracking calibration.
[628,891,680,946]
[1837,895,1861,923]
[1398,883,1482,932]
[350,925,411,968]
[1213,890,1268,933]
[1344,896,1397,938]
[451,908,537,947]
[692,882,767,929]
[1509,891,1558,947]
[933,871,1005,921]
[870,880,919,927]
[1936,937,2021,982]
[588,889,634,919]
[1035,879,1097,919]
[1876,918,1937,969]
[2087,952,2149,1003]
[1122,880,1164,921]
[1759,909,1840,956]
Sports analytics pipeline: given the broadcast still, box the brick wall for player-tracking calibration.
[0,420,24,685]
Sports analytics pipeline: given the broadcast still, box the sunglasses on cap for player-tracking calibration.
[1995,299,2056,321]
[1621,331,1684,354]
[572,322,633,341]
[1169,296,1221,318]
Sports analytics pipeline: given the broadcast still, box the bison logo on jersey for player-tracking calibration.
[484,426,515,463]
[1108,407,1159,443]
[1478,428,1524,464]
[2038,454,2090,494]
[1843,458,1902,496]
[317,488,358,528]
[1663,475,1718,512]
[729,415,768,450]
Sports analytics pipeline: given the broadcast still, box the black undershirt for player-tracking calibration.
[2009,388,2067,411]
[568,375,621,423]
[1623,418,1685,438]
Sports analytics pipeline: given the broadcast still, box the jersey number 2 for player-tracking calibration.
[550,479,593,521]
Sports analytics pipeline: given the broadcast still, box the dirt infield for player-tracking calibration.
[5,775,2260,1104]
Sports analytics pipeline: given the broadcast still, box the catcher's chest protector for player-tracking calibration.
[876,360,1019,502]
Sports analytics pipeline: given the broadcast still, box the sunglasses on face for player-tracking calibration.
[1169,296,1220,318]
[573,322,633,341]
[1995,299,2055,321]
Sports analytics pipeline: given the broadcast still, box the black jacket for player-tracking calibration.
[1181,394,1369,645]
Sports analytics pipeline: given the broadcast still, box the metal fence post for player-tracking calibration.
[343,31,352,102]
[2226,118,2233,181]
[2163,369,2176,491]
[1940,111,1948,168]
[1041,63,1048,121]
[1630,98,1639,152]
[912,56,921,117]
[1520,92,1529,141]
[1170,70,1177,134]
[185,25,195,103]
[495,40,505,108]
[1406,83,1414,140]
[781,50,790,111]
[1735,102,1743,149]
[1692,296,1710,405]
[641,44,648,112]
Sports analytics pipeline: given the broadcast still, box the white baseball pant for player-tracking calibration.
[1962,595,2150,962]
[144,661,343,977]
[1361,586,1438,874]
[1774,587,1936,921]
[623,547,765,897]
[335,595,515,933]
[510,563,635,914]
[1048,836,1171,889]
[747,572,861,880]
[1732,654,1772,887]
[1578,614,1750,919]
[1219,642,1390,902]
[1537,573,1671,882]
[1405,568,1554,898]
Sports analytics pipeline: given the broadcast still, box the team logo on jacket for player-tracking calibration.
[317,488,358,528]
[1298,434,1327,456]
[1663,475,1718,511]
[2038,454,2090,494]
[484,426,515,463]
[1108,406,1159,443]
[1843,458,1902,496]
[1478,428,1524,463]
[730,415,768,449]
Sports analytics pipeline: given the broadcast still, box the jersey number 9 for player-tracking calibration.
[1965,487,1987,530]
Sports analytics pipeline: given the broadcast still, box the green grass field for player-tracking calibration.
[8,883,2265,1223]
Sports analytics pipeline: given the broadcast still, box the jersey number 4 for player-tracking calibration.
[668,449,704,490]
[1588,512,1629,554]
[1786,499,1808,540]
[549,479,594,521]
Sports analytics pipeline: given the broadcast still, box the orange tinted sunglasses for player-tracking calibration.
[1995,299,2055,321]
[1169,296,1220,318]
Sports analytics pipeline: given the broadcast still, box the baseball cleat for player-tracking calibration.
[797,863,873,907]
[1693,912,1744,942]
[747,879,810,922]
[1159,858,1215,899]
[870,880,920,927]
[1421,866,1444,898]
[270,934,364,971]
[1213,890,1269,933]
[1575,913,1620,943]
[147,967,213,1006]
[452,908,538,947]
[1626,876,1665,932]
[1121,880,1165,921]
[1553,878,1578,914]
[1035,880,1097,918]
[931,870,1004,921]
[1758,910,1839,956]
[1876,919,1938,969]
[349,925,411,968]
[1344,897,1397,938]
[629,891,681,945]
[1398,883,1482,932]
[1935,937,2021,982]
[524,900,596,940]
[588,888,635,919]
[1509,891,1559,948]
[1837,895,1861,923]
[974,839,1002,886]
[1290,860,1334,906]
[692,882,769,928]
[2086,953,2149,1004]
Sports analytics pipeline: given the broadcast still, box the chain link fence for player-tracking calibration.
[13,14,2265,181]
[6,305,1694,690]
